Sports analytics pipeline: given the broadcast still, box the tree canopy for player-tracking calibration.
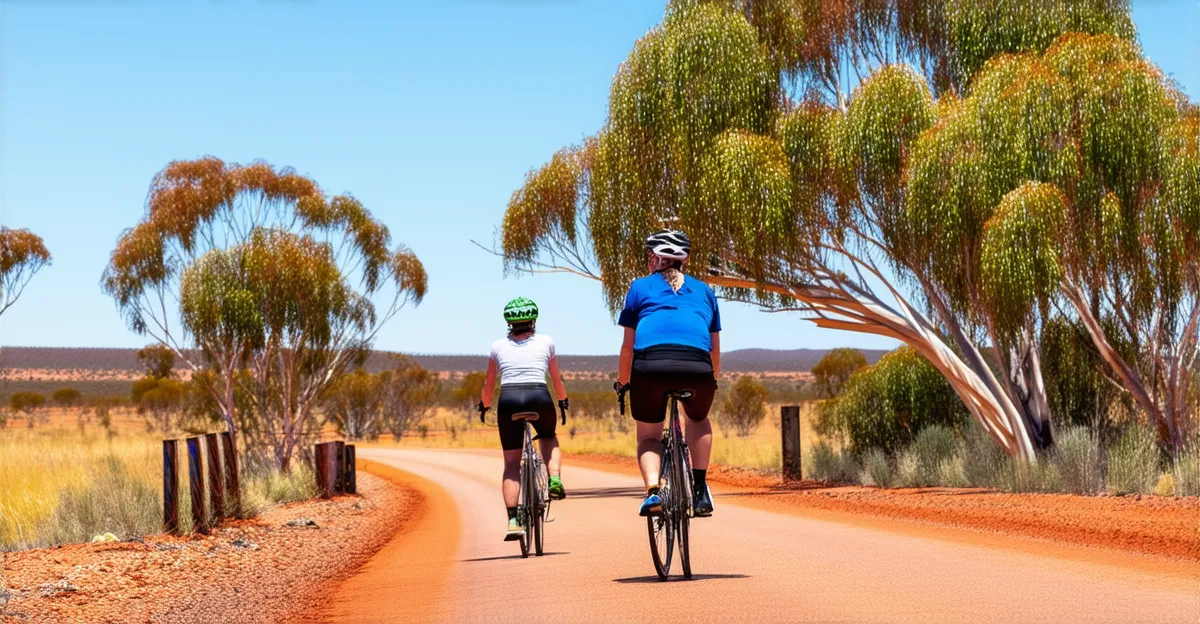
[0,227,51,317]
[498,1,1193,459]
[103,157,427,467]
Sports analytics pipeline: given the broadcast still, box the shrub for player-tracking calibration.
[720,375,769,437]
[1173,445,1200,497]
[995,457,1062,493]
[820,347,969,455]
[808,442,857,483]
[1053,425,1104,494]
[1106,425,1159,495]
[896,425,959,487]
[240,461,318,516]
[961,420,1007,488]
[51,388,82,407]
[48,456,161,545]
[859,449,892,487]
[1153,473,1175,497]
[811,348,868,398]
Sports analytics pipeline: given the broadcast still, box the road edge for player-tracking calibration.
[314,458,462,623]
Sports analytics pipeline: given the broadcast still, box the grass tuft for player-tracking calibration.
[1106,425,1159,495]
[1053,426,1104,494]
[859,449,892,487]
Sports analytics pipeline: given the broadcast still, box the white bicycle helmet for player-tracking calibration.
[644,229,691,260]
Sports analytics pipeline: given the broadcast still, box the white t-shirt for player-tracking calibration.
[490,334,556,385]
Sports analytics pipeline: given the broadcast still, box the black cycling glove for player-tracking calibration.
[477,400,489,423]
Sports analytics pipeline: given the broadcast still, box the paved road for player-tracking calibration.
[323,448,1200,623]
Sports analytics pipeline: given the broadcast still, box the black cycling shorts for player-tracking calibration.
[497,383,557,451]
[629,345,717,424]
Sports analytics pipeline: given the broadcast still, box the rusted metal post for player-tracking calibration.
[345,444,357,494]
[221,430,240,518]
[334,441,346,493]
[186,437,208,534]
[781,405,802,480]
[315,442,337,499]
[162,439,179,533]
[204,433,225,521]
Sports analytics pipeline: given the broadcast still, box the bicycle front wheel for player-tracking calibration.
[675,437,692,579]
[534,461,546,556]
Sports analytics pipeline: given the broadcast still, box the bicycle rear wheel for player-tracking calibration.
[648,441,675,580]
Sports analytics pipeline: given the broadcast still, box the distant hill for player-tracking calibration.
[1,346,888,374]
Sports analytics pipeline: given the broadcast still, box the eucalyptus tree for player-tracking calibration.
[666,0,1133,103]
[497,1,1145,459]
[909,34,1199,455]
[103,158,427,464]
[0,227,51,318]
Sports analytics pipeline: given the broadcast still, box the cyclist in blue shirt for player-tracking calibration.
[614,230,720,518]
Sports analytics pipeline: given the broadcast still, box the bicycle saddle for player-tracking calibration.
[513,411,541,421]
[665,389,694,399]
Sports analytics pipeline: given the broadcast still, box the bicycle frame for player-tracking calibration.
[517,419,550,557]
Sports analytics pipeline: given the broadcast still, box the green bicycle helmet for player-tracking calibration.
[503,297,539,323]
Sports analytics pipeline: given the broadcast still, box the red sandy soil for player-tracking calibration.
[0,473,414,624]
[571,454,1200,563]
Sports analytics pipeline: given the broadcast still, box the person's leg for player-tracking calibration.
[636,421,664,488]
[502,449,522,507]
[538,436,561,477]
[684,416,712,471]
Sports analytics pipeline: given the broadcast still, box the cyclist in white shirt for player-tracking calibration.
[478,297,569,541]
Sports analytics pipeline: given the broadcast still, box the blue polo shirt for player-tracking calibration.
[618,273,722,352]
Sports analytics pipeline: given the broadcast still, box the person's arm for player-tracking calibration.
[481,358,498,409]
[548,355,567,401]
[618,327,636,385]
[710,332,721,380]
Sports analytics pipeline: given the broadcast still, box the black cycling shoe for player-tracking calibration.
[692,483,714,517]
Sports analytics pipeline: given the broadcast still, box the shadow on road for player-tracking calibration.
[612,573,749,584]
[461,552,570,562]
[566,486,646,500]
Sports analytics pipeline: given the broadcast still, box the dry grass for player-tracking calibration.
[0,409,320,551]
[0,411,160,550]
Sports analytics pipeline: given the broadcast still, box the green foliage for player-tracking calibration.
[808,441,857,483]
[818,347,968,455]
[51,388,81,407]
[859,449,893,488]
[945,0,1135,91]
[9,391,45,414]
[1040,316,1131,435]
[136,343,175,380]
[838,64,937,226]
[719,375,769,437]
[1052,425,1104,494]
[811,348,867,398]
[1173,444,1200,497]
[1106,425,1159,495]
[587,2,778,309]
[978,183,1065,337]
[895,425,959,487]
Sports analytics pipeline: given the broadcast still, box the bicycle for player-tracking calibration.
[512,403,567,558]
[619,385,694,580]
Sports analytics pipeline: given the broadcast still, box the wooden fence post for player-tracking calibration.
[781,405,802,480]
[186,437,208,534]
[162,439,179,533]
[344,444,357,495]
[204,433,225,521]
[315,442,338,498]
[221,430,240,518]
[334,441,346,493]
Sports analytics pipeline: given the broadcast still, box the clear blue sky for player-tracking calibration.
[1,1,1196,355]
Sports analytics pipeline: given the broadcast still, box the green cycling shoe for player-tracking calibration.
[548,475,566,500]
